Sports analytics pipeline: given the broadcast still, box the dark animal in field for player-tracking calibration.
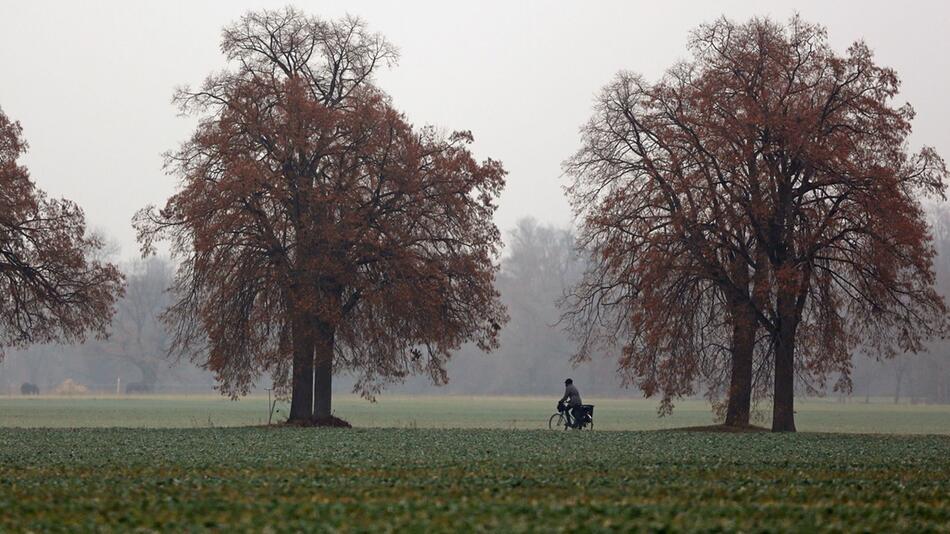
[20,383,39,395]
[125,382,153,394]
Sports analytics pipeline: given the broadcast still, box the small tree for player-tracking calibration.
[91,257,174,393]
[136,8,506,424]
[0,108,123,358]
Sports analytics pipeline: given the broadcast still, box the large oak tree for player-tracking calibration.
[136,8,506,424]
[565,16,947,431]
[0,108,123,358]
[565,72,770,424]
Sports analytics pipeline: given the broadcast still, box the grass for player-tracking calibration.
[1,394,948,433]
[1,396,948,531]
[0,427,947,531]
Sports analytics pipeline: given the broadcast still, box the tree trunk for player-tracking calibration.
[724,247,763,427]
[724,274,755,426]
[771,290,797,432]
[894,365,904,404]
[313,322,334,421]
[128,360,159,393]
[288,310,314,423]
[725,309,755,426]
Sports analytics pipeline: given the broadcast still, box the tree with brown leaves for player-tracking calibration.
[564,68,769,425]
[136,8,507,424]
[0,107,123,359]
[565,16,947,432]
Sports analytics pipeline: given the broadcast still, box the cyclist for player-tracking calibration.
[558,378,584,428]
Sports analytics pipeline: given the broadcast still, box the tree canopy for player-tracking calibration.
[565,15,948,431]
[136,7,507,423]
[0,107,123,358]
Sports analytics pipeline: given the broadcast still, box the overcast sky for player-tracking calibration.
[2,1,948,257]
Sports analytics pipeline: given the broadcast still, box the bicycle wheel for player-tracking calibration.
[548,413,567,430]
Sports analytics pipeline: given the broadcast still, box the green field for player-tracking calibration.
[1,427,948,531]
[1,395,948,434]
[1,397,948,531]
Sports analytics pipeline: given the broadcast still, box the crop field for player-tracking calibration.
[0,426,947,531]
[0,397,948,531]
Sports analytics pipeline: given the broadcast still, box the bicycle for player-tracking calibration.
[548,402,594,430]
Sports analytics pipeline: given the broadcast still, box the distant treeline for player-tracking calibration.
[1,215,948,404]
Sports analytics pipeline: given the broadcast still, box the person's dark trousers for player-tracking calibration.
[570,405,584,428]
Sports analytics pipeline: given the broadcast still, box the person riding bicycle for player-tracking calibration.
[558,378,584,428]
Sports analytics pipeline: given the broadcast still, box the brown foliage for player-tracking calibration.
[0,108,123,358]
[135,8,507,422]
[565,15,948,431]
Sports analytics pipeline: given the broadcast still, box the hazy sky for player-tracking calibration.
[2,1,948,257]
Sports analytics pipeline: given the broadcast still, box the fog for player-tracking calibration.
[3,212,949,405]
[1,1,948,256]
[1,1,949,404]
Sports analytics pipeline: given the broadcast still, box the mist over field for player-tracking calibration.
[0,1,949,415]
[3,211,950,410]
[3,2,950,531]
